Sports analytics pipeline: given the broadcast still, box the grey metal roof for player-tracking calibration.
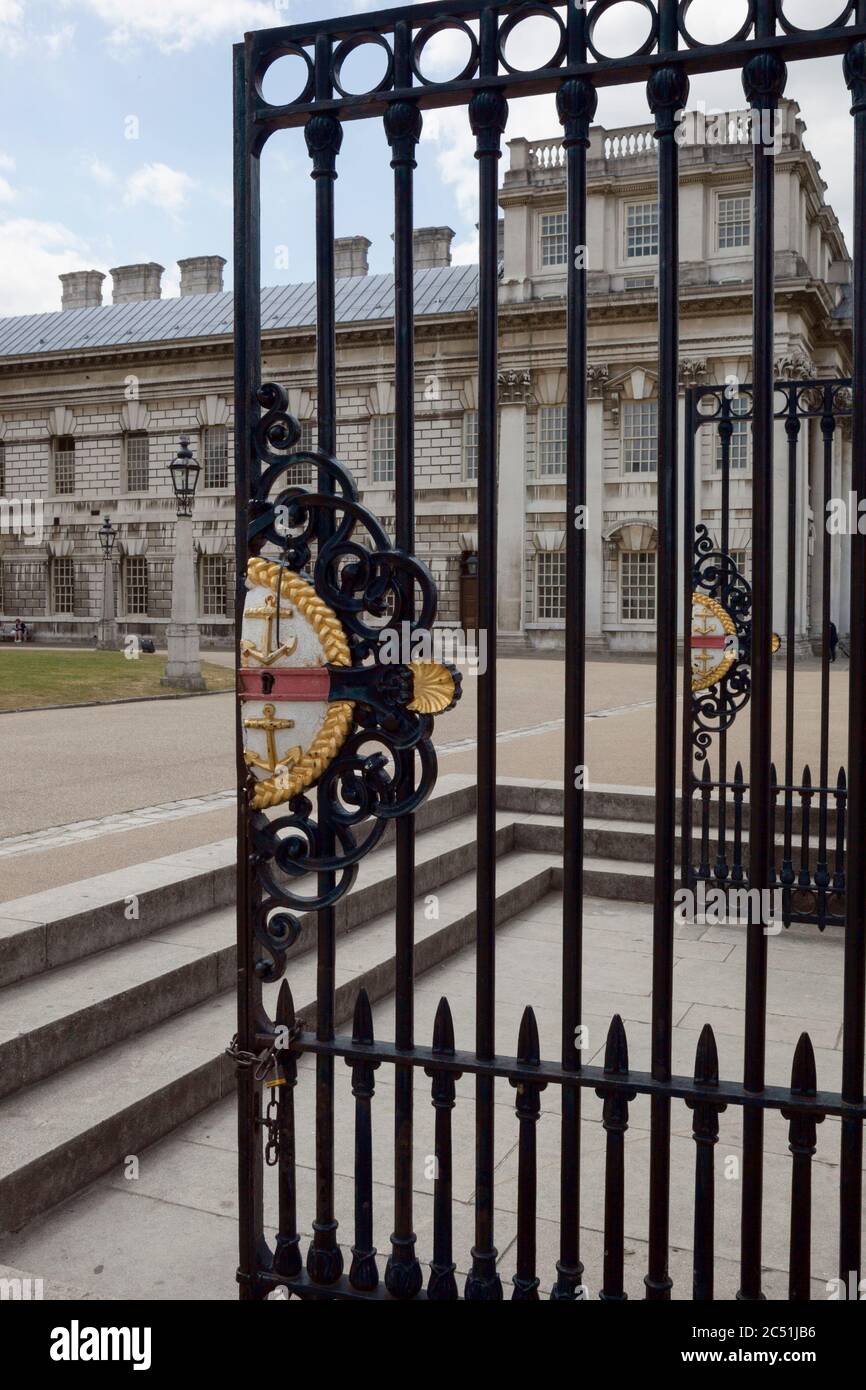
[0,264,479,360]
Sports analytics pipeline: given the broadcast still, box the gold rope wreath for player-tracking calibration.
[690,592,738,693]
[244,557,354,810]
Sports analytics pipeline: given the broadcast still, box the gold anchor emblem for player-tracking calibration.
[241,594,298,667]
[243,703,304,776]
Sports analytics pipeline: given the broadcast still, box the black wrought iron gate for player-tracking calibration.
[232,1,866,1301]
[682,376,853,930]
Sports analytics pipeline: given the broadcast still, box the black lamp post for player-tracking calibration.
[97,514,117,558]
[96,513,118,649]
[162,435,205,689]
[169,435,201,518]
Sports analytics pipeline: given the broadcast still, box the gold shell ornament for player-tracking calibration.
[407,660,459,714]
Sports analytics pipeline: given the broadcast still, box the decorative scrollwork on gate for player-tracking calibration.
[241,382,461,982]
[690,524,754,761]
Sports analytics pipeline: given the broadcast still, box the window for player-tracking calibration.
[52,556,75,614]
[622,401,658,474]
[536,551,566,622]
[285,419,315,487]
[200,554,227,617]
[124,556,149,615]
[625,201,659,259]
[718,193,751,250]
[537,405,567,476]
[125,432,149,492]
[540,211,567,267]
[53,436,75,494]
[730,549,753,582]
[715,397,751,471]
[203,425,229,489]
[463,411,478,481]
[371,414,395,484]
[620,551,657,623]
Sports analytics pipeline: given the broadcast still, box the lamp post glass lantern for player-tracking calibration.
[169,435,201,518]
[161,435,205,690]
[97,514,117,558]
[95,513,118,650]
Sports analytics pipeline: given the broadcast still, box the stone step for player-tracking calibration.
[0,774,477,990]
[0,807,520,1099]
[0,849,554,1235]
[519,812,825,871]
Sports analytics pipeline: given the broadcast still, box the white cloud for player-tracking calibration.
[45,23,76,55]
[68,0,280,54]
[0,218,98,315]
[0,3,75,57]
[0,0,23,53]
[0,176,15,203]
[83,154,116,187]
[123,162,196,218]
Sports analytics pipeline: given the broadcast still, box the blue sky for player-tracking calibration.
[0,0,855,317]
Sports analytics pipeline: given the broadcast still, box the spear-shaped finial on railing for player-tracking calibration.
[347,988,380,1293]
[511,1007,545,1301]
[782,1033,824,1301]
[687,1024,726,1301]
[272,981,302,1281]
[597,1016,636,1302]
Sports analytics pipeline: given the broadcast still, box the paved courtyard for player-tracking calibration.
[0,653,851,901]
[0,890,850,1300]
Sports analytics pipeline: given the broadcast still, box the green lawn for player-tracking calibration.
[0,648,234,712]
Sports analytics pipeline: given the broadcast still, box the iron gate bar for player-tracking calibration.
[383,25,424,1300]
[818,388,836,927]
[233,0,866,1303]
[466,5,506,1300]
[232,38,267,1303]
[553,0,596,1302]
[842,19,866,1291]
[286,1033,866,1120]
[646,0,687,1302]
[782,390,799,921]
[741,0,785,1303]
[305,87,343,1289]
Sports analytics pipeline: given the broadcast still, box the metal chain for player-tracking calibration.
[224,1034,278,1083]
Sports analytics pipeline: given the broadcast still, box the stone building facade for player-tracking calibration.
[0,101,853,652]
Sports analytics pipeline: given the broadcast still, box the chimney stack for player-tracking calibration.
[178,255,226,296]
[334,236,370,279]
[59,270,105,312]
[413,227,455,269]
[109,262,164,304]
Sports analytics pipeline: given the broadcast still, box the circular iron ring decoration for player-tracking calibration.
[411,18,479,86]
[775,0,854,35]
[255,42,316,108]
[497,4,567,76]
[331,31,395,100]
[587,0,660,63]
[678,0,756,49]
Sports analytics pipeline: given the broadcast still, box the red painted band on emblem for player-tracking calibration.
[690,635,730,650]
[238,667,331,700]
